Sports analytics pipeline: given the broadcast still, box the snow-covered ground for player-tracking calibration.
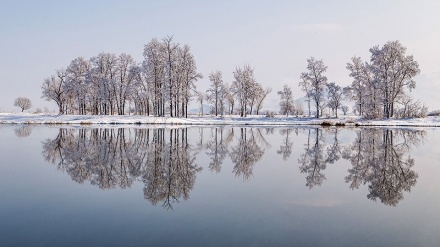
[1,113,440,127]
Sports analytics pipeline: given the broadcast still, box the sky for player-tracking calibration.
[1,0,439,112]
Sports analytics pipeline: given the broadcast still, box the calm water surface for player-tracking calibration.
[1,125,440,246]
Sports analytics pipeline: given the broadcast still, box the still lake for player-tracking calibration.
[1,125,440,246]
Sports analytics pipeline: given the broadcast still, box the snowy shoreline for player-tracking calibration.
[1,113,440,127]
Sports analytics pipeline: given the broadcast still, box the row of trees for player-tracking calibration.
[296,41,424,119]
[41,39,424,119]
[41,37,203,117]
[204,67,271,117]
[42,36,272,117]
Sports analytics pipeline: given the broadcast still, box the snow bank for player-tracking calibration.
[1,113,440,127]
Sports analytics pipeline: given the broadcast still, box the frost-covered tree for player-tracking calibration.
[114,53,136,115]
[300,57,328,118]
[346,41,420,119]
[143,37,202,118]
[129,64,151,115]
[340,105,349,115]
[225,83,235,115]
[41,69,67,114]
[14,97,32,112]
[89,52,118,115]
[232,65,253,117]
[206,71,224,116]
[370,41,420,118]
[65,57,91,115]
[195,90,206,116]
[231,65,264,117]
[177,45,202,118]
[255,87,272,115]
[326,82,343,117]
[143,38,166,116]
[162,36,179,117]
[42,36,202,117]
[345,57,375,116]
[277,84,295,117]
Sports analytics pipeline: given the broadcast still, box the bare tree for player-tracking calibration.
[370,41,420,118]
[143,38,166,116]
[255,87,272,115]
[340,105,349,115]
[225,83,235,115]
[65,57,91,115]
[195,91,206,116]
[299,57,328,118]
[42,36,201,117]
[326,82,343,117]
[178,44,203,118]
[345,57,375,116]
[231,65,260,117]
[41,69,67,114]
[14,97,32,112]
[346,41,420,119]
[114,53,136,115]
[206,71,224,116]
[277,84,295,117]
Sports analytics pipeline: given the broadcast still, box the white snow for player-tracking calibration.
[1,113,440,127]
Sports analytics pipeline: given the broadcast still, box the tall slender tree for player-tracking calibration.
[206,71,224,116]
[326,82,343,117]
[299,57,328,118]
[278,84,295,117]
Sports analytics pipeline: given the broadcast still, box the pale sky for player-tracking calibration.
[1,0,439,112]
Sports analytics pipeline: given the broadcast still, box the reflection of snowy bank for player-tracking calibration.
[1,113,440,127]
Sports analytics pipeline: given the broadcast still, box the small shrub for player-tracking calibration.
[321,121,332,126]
[428,110,440,116]
[265,110,275,118]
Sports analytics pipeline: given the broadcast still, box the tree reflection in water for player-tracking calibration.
[204,127,231,173]
[277,128,297,160]
[14,125,33,137]
[142,129,202,209]
[41,126,425,207]
[42,128,201,210]
[342,128,425,206]
[298,127,336,189]
[230,128,265,180]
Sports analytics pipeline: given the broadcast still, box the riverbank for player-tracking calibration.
[1,113,440,127]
